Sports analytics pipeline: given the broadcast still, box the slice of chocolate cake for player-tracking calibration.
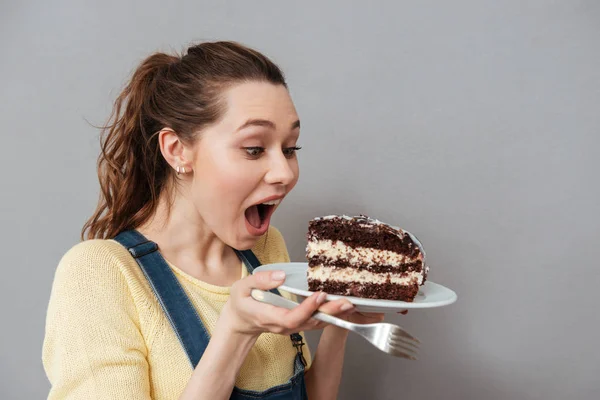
[306,215,428,302]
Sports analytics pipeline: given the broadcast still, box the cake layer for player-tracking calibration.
[306,239,423,270]
[308,216,420,257]
[308,259,422,274]
[307,279,419,302]
[307,265,424,286]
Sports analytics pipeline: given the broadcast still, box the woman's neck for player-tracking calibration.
[136,191,241,286]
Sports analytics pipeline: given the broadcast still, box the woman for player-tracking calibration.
[42,41,383,400]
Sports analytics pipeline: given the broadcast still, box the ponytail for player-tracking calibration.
[81,53,178,239]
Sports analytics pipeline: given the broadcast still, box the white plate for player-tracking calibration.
[253,262,457,313]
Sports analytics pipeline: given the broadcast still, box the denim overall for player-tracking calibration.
[114,230,308,400]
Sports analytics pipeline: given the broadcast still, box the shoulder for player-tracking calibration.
[251,225,291,264]
[59,238,132,265]
[56,239,133,275]
[46,239,148,337]
[51,239,139,297]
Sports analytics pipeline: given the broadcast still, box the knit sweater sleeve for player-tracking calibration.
[42,240,151,400]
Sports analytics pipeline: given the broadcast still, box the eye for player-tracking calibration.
[244,147,265,158]
[283,146,302,158]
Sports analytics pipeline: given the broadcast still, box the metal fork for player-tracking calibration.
[250,289,420,360]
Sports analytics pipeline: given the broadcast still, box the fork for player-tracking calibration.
[250,289,420,360]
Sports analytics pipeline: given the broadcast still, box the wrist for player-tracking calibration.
[216,301,260,341]
[199,310,259,378]
[323,324,350,340]
[183,312,258,399]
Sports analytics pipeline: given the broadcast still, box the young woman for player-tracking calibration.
[42,41,383,400]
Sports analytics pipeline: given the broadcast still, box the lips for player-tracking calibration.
[244,198,281,236]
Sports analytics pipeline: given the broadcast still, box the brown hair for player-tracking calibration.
[82,41,287,240]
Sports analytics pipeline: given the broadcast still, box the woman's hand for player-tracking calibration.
[219,270,357,337]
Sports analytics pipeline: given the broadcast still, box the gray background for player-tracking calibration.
[1,0,599,399]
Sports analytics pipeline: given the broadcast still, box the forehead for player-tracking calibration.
[220,81,298,127]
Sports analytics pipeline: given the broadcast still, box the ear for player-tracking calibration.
[158,128,193,173]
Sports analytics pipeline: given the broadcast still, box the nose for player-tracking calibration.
[264,152,297,186]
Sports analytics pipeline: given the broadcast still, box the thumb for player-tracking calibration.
[245,270,286,292]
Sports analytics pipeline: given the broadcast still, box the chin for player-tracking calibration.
[231,236,260,251]
[225,225,261,251]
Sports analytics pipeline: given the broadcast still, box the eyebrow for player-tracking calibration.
[236,118,300,132]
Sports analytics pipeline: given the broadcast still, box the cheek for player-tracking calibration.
[192,157,256,211]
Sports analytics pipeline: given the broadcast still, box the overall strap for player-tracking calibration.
[113,230,210,368]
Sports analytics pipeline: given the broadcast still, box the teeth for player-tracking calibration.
[262,199,281,206]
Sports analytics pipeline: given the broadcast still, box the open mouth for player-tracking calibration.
[244,199,281,235]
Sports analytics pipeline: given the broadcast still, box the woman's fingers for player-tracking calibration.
[285,299,356,332]
[245,291,325,333]
[251,290,384,334]
[317,298,355,315]
[239,270,287,293]
[259,297,356,333]
[275,291,327,330]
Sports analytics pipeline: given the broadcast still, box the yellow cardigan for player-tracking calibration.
[42,226,311,399]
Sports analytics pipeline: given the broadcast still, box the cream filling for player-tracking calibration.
[307,265,424,285]
[306,239,422,267]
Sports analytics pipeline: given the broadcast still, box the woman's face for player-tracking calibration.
[187,81,300,249]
